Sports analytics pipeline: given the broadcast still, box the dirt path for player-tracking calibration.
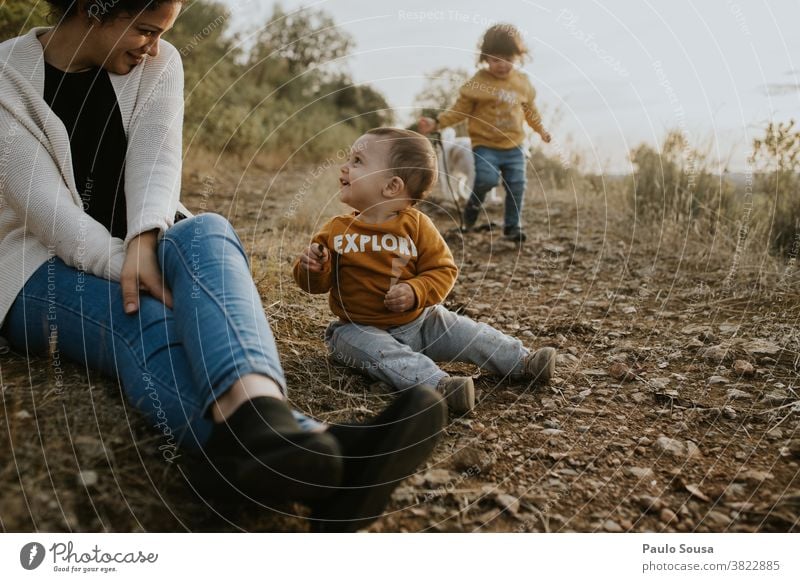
[1,166,797,532]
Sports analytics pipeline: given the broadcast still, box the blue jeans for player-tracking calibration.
[466,145,527,228]
[325,305,529,390]
[1,213,318,454]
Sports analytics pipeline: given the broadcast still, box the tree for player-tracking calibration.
[324,74,393,131]
[1,0,49,41]
[413,66,469,116]
[248,4,353,93]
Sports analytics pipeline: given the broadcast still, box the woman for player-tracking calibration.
[0,0,445,532]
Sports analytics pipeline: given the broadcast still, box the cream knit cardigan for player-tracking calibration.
[0,27,190,328]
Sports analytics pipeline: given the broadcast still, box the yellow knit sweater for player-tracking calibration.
[437,68,545,150]
[293,208,458,329]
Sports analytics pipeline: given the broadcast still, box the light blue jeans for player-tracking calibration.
[325,305,529,390]
[1,213,318,454]
[466,145,528,229]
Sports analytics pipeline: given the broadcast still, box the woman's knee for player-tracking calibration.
[165,212,233,242]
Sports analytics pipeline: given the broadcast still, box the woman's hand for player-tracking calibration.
[299,243,330,273]
[121,230,173,314]
[384,283,416,313]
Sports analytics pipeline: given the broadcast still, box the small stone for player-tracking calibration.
[737,469,774,483]
[609,362,633,381]
[541,428,565,436]
[733,360,755,376]
[726,388,752,400]
[423,469,456,486]
[659,507,678,523]
[704,510,732,528]
[78,470,98,488]
[654,436,701,459]
[702,345,730,363]
[603,519,623,532]
[625,466,655,480]
[452,446,492,472]
[621,306,637,315]
[636,495,663,513]
[14,410,32,420]
[707,375,729,385]
[495,493,520,515]
[741,339,781,357]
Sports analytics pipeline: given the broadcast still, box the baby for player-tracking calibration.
[293,128,555,413]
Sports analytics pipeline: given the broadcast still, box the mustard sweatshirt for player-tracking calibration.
[437,68,545,150]
[293,207,458,329]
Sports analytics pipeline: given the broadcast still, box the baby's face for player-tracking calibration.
[338,134,392,212]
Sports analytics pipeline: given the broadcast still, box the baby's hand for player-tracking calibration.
[540,130,552,144]
[384,283,416,312]
[417,117,437,135]
[299,243,330,272]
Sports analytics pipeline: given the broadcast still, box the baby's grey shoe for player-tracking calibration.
[436,376,475,414]
[523,347,556,384]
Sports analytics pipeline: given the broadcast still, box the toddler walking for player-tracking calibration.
[419,24,551,242]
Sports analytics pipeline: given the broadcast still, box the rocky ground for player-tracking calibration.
[1,164,798,532]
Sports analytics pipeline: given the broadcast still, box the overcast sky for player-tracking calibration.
[219,0,799,173]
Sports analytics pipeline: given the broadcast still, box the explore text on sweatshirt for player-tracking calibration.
[293,207,458,328]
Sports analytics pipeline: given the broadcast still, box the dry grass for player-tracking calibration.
[1,160,797,533]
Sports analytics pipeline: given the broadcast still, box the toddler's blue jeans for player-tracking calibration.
[465,145,527,229]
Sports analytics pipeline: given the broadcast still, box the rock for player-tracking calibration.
[635,495,664,513]
[741,339,781,357]
[621,306,637,315]
[603,519,624,532]
[543,419,561,429]
[609,362,634,381]
[13,410,32,420]
[703,510,732,529]
[761,391,790,405]
[452,446,492,472]
[733,360,755,376]
[659,507,678,524]
[625,466,655,480]
[726,388,752,400]
[541,428,565,436]
[737,469,774,483]
[581,368,607,377]
[650,377,671,390]
[78,470,98,488]
[702,345,730,363]
[707,375,729,385]
[654,436,701,459]
[423,469,457,486]
[495,493,520,515]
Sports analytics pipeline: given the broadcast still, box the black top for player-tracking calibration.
[43,62,128,239]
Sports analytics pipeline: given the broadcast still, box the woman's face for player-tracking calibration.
[90,2,182,74]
